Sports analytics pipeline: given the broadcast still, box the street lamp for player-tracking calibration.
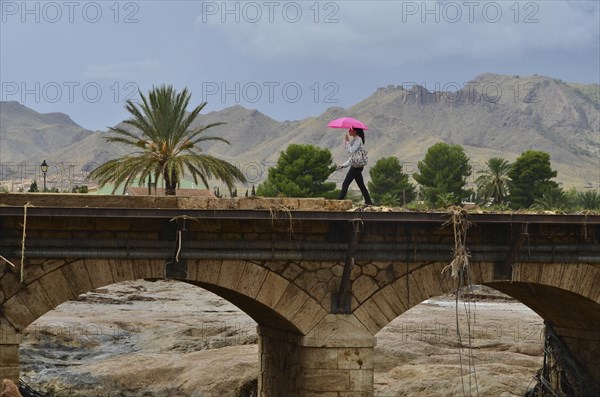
[40,160,49,192]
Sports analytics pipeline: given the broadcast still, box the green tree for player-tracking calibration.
[475,157,511,206]
[577,190,600,210]
[368,156,415,206]
[413,142,472,205]
[88,85,246,195]
[532,186,572,211]
[435,192,456,208]
[508,150,558,209]
[28,180,39,192]
[256,144,337,198]
[71,185,89,194]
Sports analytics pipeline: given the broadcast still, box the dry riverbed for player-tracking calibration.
[19,280,544,397]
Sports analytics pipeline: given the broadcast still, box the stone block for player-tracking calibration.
[348,263,363,282]
[0,272,20,303]
[361,263,378,277]
[353,300,389,335]
[337,347,373,370]
[0,366,20,383]
[274,284,309,322]
[296,198,325,211]
[515,262,538,284]
[20,280,53,319]
[61,261,93,297]
[39,269,75,308]
[559,263,586,295]
[146,259,166,279]
[255,272,289,309]
[300,262,322,272]
[291,299,327,335]
[0,318,21,345]
[303,369,349,392]
[237,263,268,299]
[299,348,338,369]
[349,369,373,391]
[0,345,19,364]
[331,264,344,277]
[109,259,135,283]
[407,272,429,305]
[217,260,246,290]
[281,262,303,281]
[85,259,115,289]
[480,262,496,284]
[304,314,374,348]
[294,273,322,301]
[468,261,486,284]
[2,295,35,330]
[411,265,444,299]
[193,259,222,284]
[370,287,405,322]
[177,197,210,209]
[23,259,64,285]
[352,275,378,304]
[316,269,333,283]
[130,259,155,280]
[390,276,411,311]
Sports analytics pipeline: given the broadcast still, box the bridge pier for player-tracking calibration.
[258,314,375,397]
[0,317,21,383]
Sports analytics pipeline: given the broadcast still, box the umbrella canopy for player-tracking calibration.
[327,117,369,130]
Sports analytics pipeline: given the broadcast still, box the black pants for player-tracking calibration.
[338,167,372,205]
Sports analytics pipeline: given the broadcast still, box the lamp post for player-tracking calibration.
[40,160,49,192]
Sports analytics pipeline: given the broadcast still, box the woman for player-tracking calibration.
[337,127,373,205]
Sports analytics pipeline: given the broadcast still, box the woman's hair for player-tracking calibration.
[353,128,365,144]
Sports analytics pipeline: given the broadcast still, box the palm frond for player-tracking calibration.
[88,85,246,195]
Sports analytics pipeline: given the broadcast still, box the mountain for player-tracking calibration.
[0,101,95,164]
[1,74,598,189]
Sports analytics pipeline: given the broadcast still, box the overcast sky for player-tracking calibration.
[1,0,599,130]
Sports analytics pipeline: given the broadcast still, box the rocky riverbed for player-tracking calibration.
[19,280,544,397]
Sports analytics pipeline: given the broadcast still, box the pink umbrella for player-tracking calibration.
[327,117,369,130]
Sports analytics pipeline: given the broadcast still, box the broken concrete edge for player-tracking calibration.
[0,194,353,212]
[1,193,599,216]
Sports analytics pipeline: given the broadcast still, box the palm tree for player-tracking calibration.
[89,85,246,195]
[577,190,600,210]
[532,187,572,211]
[475,158,511,206]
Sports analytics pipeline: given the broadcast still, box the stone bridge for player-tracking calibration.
[0,194,599,396]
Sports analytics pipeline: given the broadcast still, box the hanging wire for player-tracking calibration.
[443,206,479,397]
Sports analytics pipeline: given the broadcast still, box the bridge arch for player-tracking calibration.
[1,258,327,336]
[1,258,336,396]
[352,261,600,382]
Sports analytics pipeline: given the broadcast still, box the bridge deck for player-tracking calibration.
[1,194,599,265]
[1,193,599,224]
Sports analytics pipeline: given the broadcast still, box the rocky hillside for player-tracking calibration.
[0,102,94,165]
[1,74,598,188]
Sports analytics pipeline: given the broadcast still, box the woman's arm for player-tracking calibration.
[339,138,362,168]
[345,138,362,154]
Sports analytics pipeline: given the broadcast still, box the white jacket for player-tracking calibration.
[341,137,363,168]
